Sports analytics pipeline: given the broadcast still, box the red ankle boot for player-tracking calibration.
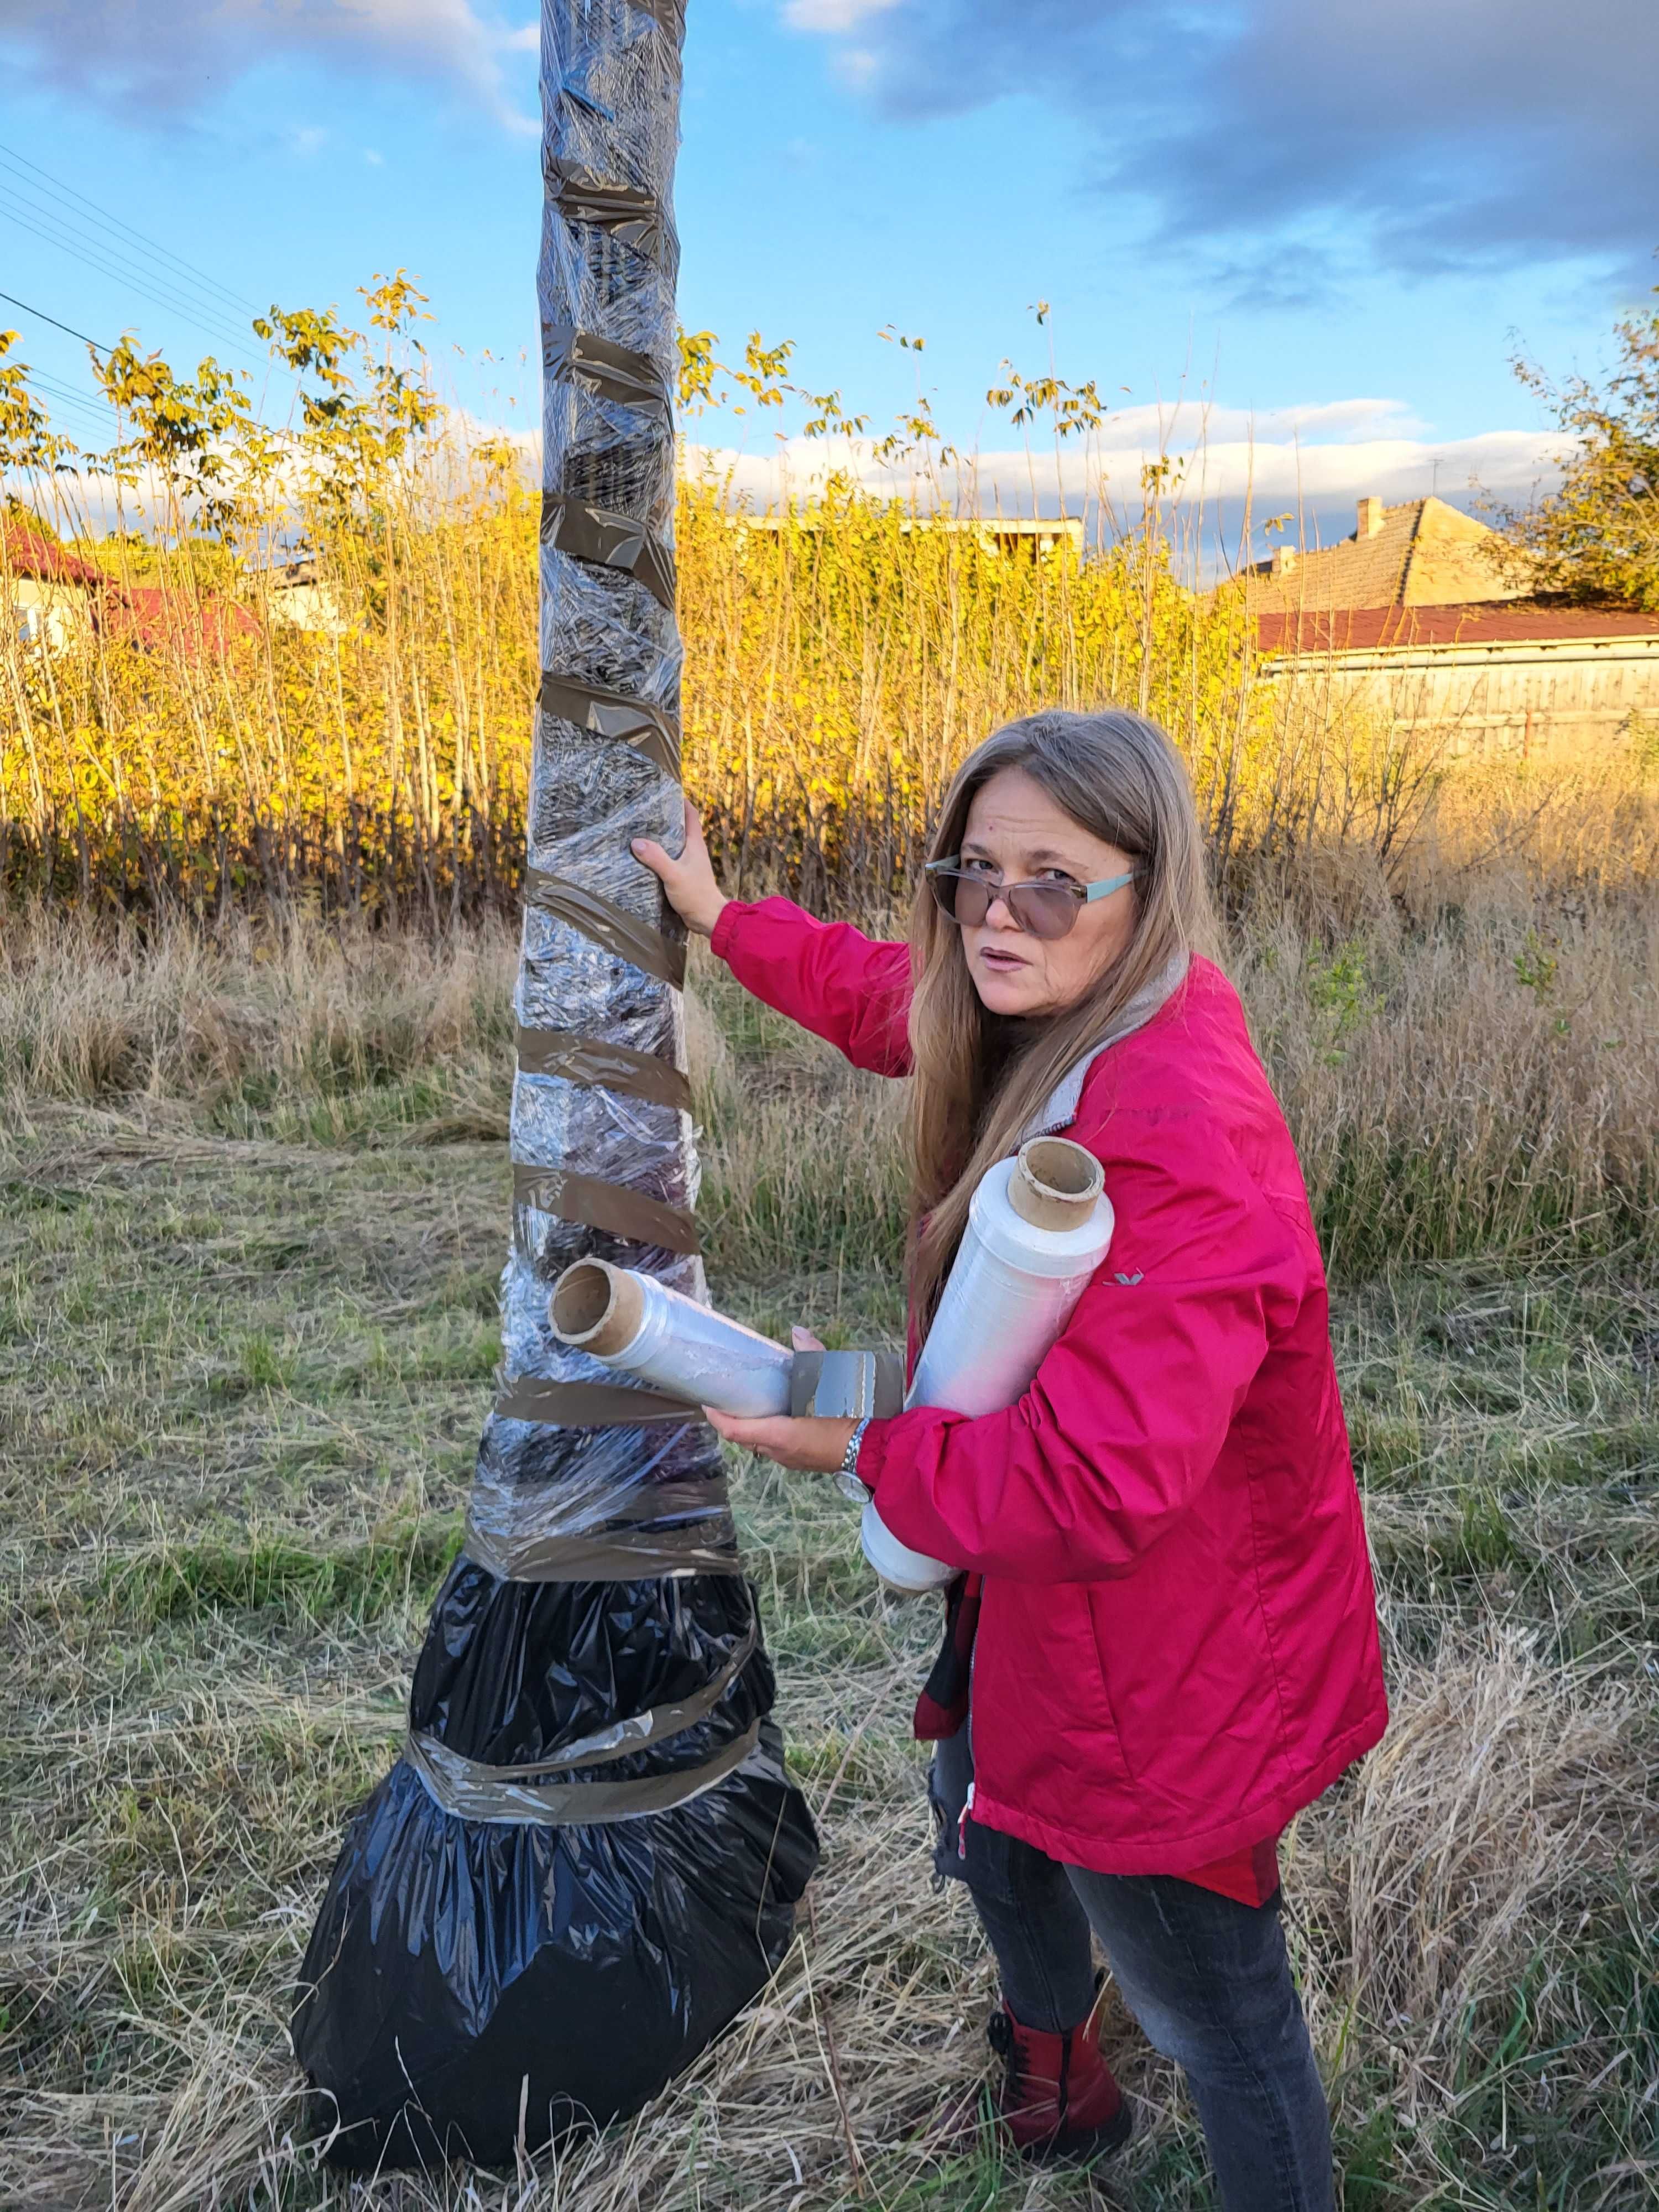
[987,1997,1133,2163]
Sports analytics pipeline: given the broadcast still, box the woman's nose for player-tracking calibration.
[984,890,1019,928]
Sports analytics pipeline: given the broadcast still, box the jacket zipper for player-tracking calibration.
[958,1618,978,1859]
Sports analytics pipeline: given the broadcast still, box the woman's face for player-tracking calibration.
[953,766,1139,1019]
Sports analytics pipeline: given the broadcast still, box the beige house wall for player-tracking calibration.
[8,577,95,649]
[1263,634,1659,757]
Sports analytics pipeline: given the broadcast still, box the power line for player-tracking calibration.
[0,137,262,322]
[27,368,110,419]
[0,189,261,361]
[0,288,114,352]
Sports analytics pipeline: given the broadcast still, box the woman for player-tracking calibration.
[634,709,1386,2212]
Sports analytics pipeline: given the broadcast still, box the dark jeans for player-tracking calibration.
[932,1724,1334,2212]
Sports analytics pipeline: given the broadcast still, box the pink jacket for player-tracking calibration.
[711,896,1387,1876]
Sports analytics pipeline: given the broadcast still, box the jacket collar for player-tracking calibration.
[1018,951,1191,1143]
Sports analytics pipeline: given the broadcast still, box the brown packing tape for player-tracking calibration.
[494,1376,703,1426]
[416,1625,757,1781]
[523,867,686,990]
[625,0,687,38]
[466,1516,741,1582]
[474,1532,740,1582]
[536,672,681,781]
[406,1718,761,1827]
[514,1163,700,1255]
[541,324,672,420]
[544,160,667,258]
[789,1348,908,1420]
[517,1026,692,1114]
[540,492,676,612]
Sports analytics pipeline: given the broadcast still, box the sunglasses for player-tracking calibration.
[925,856,1138,941]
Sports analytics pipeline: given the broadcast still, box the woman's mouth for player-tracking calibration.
[979,947,1029,973]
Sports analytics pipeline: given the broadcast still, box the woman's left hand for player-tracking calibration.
[703,1406,859,1475]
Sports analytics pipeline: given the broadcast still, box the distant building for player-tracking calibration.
[3,515,258,655]
[3,519,105,648]
[1245,495,1524,614]
[1248,498,1659,755]
[732,512,1086,560]
[252,554,350,635]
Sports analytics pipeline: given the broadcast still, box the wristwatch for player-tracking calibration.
[836,1414,874,1502]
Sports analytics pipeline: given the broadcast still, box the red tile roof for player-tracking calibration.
[1,517,108,589]
[102,583,260,653]
[1255,602,1659,655]
[3,516,259,651]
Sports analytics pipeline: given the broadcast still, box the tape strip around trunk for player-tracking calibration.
[514,1162,700,1254]
[466,1522,740,1582]
[544,161,667,258]
[536,672,681,780]
[466,1475,734,1573]
[516,1025,692,1113]
[417,1623,758,1786]
[405,1716,761,1826]
[540,492,676,611]
[493,1375,703,1426]
[542,324,672,420]
[624,0,687,37]
[523,867,686,990]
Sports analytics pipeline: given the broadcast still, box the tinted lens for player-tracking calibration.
[929,869,992,926]
[929,870,1080,938]
[1006,883,1081,940]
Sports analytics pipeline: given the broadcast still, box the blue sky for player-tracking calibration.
[1,0,1655,560]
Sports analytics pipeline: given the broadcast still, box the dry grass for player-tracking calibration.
[1,889,1656,2210]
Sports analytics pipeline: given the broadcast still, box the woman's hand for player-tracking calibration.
[703,1406,859,1475]
[632,800,728,938]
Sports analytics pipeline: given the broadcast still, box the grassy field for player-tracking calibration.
[2,891,1656,2212]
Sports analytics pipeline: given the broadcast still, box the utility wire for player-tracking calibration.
[0,288,114,353]
[27,367,111,420]
[0,138,261,321]
[0,189,260,361]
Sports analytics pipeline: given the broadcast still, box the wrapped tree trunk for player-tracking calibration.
[291,0,818,2167]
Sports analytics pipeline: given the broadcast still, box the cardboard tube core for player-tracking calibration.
[550,1259,644,1357]
[1008,1137,1104,1232]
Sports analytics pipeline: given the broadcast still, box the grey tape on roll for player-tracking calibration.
[540,492,676,611]
[790,1348,907,1420]
[542,325,672,419]
[523,867,687,990]
[406,1717,762,1827]
[514,1163,700,1255]
[517,1025,693,1113]
[536,672,681,780]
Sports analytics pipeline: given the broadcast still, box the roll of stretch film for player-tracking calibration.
[859,1135,1115,1593]
[551,1259,794,1418]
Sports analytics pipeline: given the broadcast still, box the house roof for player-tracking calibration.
[1244,496,1524,614]
[101,583,261,653]
[1,516,108,589]
[4,514,259,650]
[1256,602,1659,655]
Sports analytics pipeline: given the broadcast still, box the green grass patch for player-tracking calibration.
[100,1520,463,1629]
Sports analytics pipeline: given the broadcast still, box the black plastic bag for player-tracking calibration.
[295,1561,817,2169]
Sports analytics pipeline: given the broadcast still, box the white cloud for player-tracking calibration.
[783,0,901,30]
[0,0,539,130]
[782,0,1659,286]
[685,407,1570,575]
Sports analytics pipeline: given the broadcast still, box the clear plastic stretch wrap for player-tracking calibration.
[861,1138,1116,1593]
[551,1258,797,1417]
[291,0,818,2168]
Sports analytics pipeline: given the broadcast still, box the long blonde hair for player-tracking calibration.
[907,708,1218,1331]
